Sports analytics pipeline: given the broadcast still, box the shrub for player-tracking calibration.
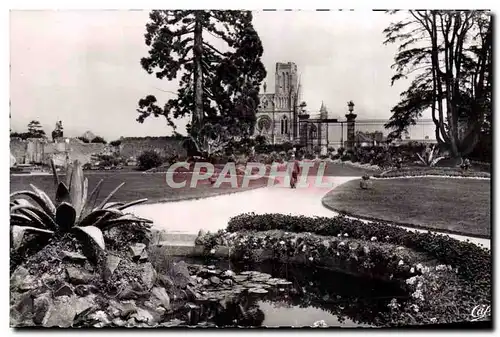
[226,213,490,282]
[109,140,122,147]
[10,159,152,267]
[137,150,163,171]
[91,136,107,144]
[374,166,491,179]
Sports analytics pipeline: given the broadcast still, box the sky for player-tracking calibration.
[9,10,422,140]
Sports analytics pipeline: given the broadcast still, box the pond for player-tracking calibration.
[175,257,409,328]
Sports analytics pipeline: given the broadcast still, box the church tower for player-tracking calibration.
[274,62,298,110]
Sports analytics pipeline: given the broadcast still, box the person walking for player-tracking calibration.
[290,153,301,189]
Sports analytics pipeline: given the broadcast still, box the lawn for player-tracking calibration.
[322,177,491,238]
[10,171,272,205]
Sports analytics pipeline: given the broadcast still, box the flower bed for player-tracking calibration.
[374,167,490,179]
[196,213,491,326]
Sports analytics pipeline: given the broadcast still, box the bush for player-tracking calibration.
[137,150,163,171]
[374,167,490,179]
[91,136,107,144]
[109,140,122,147]
[226,213,490,282]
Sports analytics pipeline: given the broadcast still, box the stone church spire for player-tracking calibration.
[319,101,328,119]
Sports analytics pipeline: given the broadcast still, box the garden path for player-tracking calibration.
[129,175,490,250]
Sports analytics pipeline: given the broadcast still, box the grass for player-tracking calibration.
[322,177,491,238]
[10,171,272,205]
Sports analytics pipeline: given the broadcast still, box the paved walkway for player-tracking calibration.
[129,175,490,250]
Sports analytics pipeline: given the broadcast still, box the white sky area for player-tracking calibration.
[10,10,429,140]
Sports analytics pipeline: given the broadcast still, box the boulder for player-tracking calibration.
[129,243,146,260]
[66,266,93,285]
[60,251,87,263]
[151,287,171,311]
[141,263,157,290]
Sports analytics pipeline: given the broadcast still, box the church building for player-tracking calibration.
[254,62,300,144]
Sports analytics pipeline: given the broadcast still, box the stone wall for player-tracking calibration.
[10,136,187,166]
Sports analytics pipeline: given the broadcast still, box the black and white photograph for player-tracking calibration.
[8,5,493,329]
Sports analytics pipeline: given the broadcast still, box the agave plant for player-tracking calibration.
[416,145,445,167]
[10,159,152,256]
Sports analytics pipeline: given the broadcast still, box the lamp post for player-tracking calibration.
[65,138,70,167]
[345,101,357,151]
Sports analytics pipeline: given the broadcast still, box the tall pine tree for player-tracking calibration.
[137,10,266,156]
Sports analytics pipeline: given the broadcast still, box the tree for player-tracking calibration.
[137,150,163,171]
[110,140,122,147]
[137,10,266,157]
[51,120,63,141]
[27,120,46,138]
[383,10,492,158]
[91,136,107,144]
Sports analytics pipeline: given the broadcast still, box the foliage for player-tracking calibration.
[415,144,445,167]
[383,11,492,158]
[137,10,266,155]
[91,136,107,144]
[109,140,122,147]
[374,166,490,178]
[51,121,64,141]
[10,159,152,265]
[137,150,163,171]
[78,136,90,143]
[10,132,31,140]
[27,120,46,139]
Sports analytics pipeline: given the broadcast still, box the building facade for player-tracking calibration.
[254,62,299,144]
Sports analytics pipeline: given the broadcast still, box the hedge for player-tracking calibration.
[374,167,491,179]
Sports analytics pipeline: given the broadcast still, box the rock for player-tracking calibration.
[103,255,121,280]
[186,285,201,301]
[349,242,360,251]
[248,288,268,294]
[19,275,39,292]
[108,300,137,318]
[141,263,157,290]
[129,243,146,260]
[210,276,221,285]
[363,246,370,255]
[54,284,74,297]
[33,293,51,325]
[112,317,127,327]
[207,265,215,270]
[75,285,89,297]
[12,291,33,320]
[223,279,233,286]
[221,270,235,278]
[131,307,154,324]
[43,296,76,327]
[10,266,30,290]
[139,250,149,262]
[60,250,87,263]
[66,266,93,285]
[151,287,171,310]
[170,261,191,288]
[202,279,210,286]
[157,274,175,289]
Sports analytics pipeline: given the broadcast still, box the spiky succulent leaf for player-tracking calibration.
[56,202,77,231]
[11,225,54,251]
[10,191,56,218]
[65,161,75,189]
[99,214,153,230]
[12,208,47,229]
[74,225,105,251]
[82,179,104,216]
[30,184,56,216]
[55,182,71,204]
[11,213,33,224]
[78,208,124,227]
[117,198,148,210]
[69,160,85,218]
[81,178,88,220]
[50,158,60,186]
[10,204,58,230]
[103,202,124,209]
[96,183,125,210]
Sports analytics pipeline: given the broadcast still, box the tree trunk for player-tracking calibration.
[193,11,204,135]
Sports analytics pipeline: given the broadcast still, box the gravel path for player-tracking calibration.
[129,175,490,249]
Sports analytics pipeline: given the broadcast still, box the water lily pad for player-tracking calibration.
[248,288,268,294]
